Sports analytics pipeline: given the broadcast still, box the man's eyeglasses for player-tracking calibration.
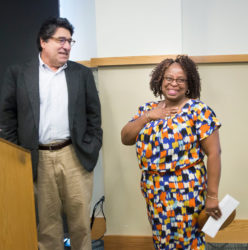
[163,77,187,85]
[50,37,76,46]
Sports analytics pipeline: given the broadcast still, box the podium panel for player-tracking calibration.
[0,138,38,250]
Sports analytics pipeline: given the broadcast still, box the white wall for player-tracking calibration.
[61,0,183,59]
[95,0,182,57]
[60,0,248,59]
[182,0,248,55]
[60,0,97,60]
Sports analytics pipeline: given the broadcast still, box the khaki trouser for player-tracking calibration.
[37,145,93,250]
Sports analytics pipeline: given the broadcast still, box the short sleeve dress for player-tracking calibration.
[131,99,221,250]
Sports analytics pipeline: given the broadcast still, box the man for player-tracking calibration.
[0,17,102,250]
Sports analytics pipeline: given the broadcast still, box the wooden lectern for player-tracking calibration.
[0,138,38,250]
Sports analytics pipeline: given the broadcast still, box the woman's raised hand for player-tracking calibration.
[147,102,178,121]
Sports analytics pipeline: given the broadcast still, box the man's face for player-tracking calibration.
[40,27,72,70]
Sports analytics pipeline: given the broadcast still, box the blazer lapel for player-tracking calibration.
[24,59,40,129]
[65,62,79,130]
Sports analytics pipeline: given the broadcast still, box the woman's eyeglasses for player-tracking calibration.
[163,77,187,85]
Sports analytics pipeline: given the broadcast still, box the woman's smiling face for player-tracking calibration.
[162,62,188,102]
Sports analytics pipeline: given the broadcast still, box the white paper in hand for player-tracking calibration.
[202,194,239,238]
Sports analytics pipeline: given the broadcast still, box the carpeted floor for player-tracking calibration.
[63,241,248,250]
[64,239,104,250]
[92,239,104,250]
[206,243,248,250]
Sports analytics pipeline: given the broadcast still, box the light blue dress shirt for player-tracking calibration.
[38,55,70,144]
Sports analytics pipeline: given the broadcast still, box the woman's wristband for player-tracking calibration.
[206,195,218,200]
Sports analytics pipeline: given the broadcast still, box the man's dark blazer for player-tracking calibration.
[0,58,102,180]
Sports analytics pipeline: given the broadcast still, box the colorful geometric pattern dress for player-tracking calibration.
[131,99,221,250]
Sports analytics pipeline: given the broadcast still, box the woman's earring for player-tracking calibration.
[185,89,190,96]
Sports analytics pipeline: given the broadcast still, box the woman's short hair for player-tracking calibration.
[150,55,201,99]
[37,17,74,51]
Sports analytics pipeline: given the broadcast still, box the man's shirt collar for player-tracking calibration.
[38,54,67,72]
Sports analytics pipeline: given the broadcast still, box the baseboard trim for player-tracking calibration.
[91,217,106,240]
[103,220,248,249]
[104,235,154,250]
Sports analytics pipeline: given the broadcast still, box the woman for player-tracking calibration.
[121,55,222,249]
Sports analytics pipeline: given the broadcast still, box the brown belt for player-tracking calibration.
[39,139,72,151]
